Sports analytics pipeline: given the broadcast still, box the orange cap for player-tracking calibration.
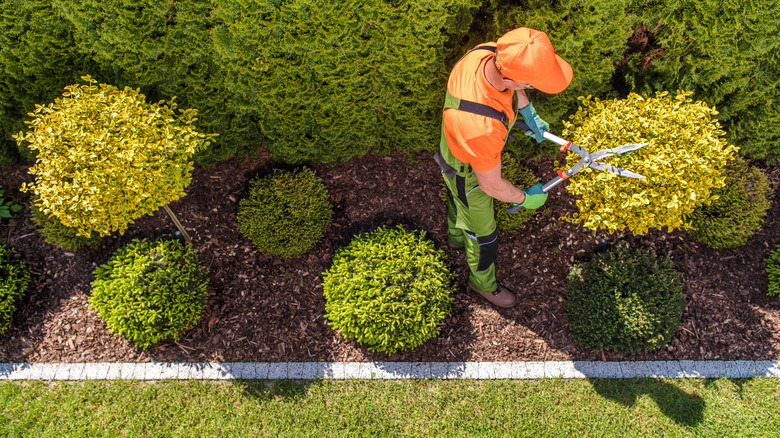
[494,28,573,94]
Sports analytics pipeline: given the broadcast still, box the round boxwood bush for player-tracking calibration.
[687,157,772,248]
[323,225,454,354]
[237,167,332,258]
[31,201,103,251]
[767,244,780,298]
[0,243,30,334]
[89,238,209,349]
[564,243,685,354]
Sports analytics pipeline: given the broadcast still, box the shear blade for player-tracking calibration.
[589,161,646,179]
[610,142,649,153]
[589,142,649,161]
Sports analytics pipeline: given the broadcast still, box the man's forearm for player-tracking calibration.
[480,177,526,204]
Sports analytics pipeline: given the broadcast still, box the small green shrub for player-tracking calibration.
[89,238,209,349]
[0,243,30,334]
[767,245,780,298]
[687,157,772,248]
[30,202,102,250]
[494,153,540,234]
[564,243,685,353]
[237,168,332,258]
[323,225,454,354]
[0,185,21,219]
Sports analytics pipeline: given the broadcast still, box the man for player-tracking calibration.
[434,27,572,308]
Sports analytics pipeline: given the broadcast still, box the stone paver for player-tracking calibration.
[1,361,777,380]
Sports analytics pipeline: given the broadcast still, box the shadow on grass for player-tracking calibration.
[233,378,313,403]
[587,378,705,427]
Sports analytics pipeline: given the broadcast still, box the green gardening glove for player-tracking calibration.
[506,183,548,213]
[518,102,549,143]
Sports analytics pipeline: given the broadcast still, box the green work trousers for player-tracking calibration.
[436,128,499,293]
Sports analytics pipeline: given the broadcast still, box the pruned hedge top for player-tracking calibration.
[323,225,454,354]
[237,167,332,258]
[89,238,209,349]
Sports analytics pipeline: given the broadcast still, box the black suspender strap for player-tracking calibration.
[469,45,497,53]
[456,99,508,124]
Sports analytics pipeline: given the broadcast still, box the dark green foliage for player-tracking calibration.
[52,0,257,166]
[30,202,103,251]
[619,0,780,162]
[0,243,30,334]
[0,137,19,168]
[494,152,539,234]
[237,168,332,258]
[767,245,780,298]
[687,158,772,248]
[564,243,685,353]
[212,0,478,164]
[89,238,209,349]
[0,0,100,164]
[323,225,454,354]
[0,186,22,220]
[467,0,634,157]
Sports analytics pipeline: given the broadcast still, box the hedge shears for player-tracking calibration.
[507,121,649,213]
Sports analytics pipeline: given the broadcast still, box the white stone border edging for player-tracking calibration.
[1,361,779,380]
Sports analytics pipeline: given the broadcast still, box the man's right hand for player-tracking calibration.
[507,183,548,212]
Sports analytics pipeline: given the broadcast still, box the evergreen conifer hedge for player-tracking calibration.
[212,0,477,164]
[0,0,97,164]
[52,0,253,166]
[472,0,634,156]
[620,0,780,162]
[3,1,778,167]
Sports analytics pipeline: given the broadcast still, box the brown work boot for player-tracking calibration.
[470,284,517,308]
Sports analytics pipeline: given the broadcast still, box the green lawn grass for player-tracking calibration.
[1,378,778,437]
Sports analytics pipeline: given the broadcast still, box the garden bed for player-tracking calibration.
[1,149,779,363]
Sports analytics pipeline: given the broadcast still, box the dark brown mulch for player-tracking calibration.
[1,148,779,364]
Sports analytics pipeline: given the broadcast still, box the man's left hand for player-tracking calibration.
[518,103,549,143]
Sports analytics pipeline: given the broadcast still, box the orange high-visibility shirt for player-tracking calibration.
[443,43,515,172]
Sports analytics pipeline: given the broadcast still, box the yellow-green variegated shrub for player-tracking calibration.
[560,91,737,234]
[16,76,216,238]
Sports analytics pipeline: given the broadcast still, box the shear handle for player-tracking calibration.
[513,120,569,147]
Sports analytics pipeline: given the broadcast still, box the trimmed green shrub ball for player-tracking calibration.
[564,243,685,354]
[237,168,332,258]
[0,243,30,334]
[688,157,772,248]
[767,245,780,298]
[31,201,103,250]
[494,152,540,234]
[323,225,454,354]
[89,238,209,349]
